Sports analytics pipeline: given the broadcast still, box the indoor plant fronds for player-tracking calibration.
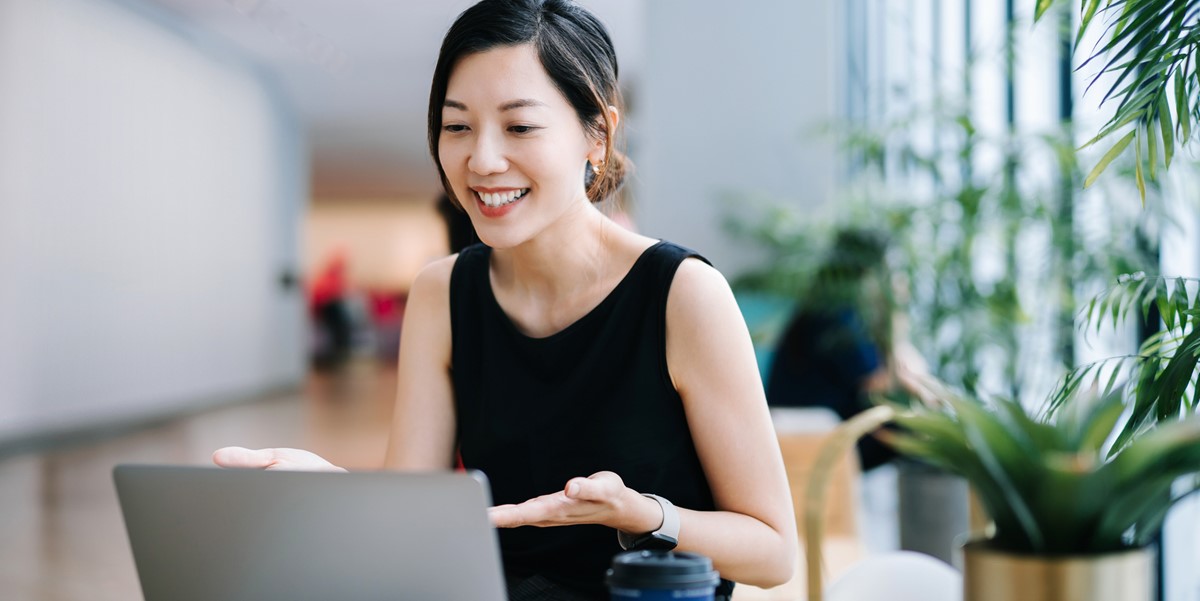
[884,388,1200,554]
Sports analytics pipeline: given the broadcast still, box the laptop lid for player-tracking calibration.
[113,465,507,601]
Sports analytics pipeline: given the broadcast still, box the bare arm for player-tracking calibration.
[658,258,798,586]
[213,256,459,472]
[384,256,458,470]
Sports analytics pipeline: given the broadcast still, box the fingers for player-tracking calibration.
[489,494,560,528]
[211,447,346,472]
[563,472,620,502]
[564,479,584,498]
[212,446,276,469]
[491,472,630,529]
[488,503,528,528]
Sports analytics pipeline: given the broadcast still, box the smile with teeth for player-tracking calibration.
[476,188,529,207]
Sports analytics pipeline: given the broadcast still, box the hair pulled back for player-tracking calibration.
[428,0,629,206]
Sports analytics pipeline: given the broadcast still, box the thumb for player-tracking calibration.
[212,446,275,469]
[563,472,618,502]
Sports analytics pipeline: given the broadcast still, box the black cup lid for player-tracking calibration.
[606,550,721,589]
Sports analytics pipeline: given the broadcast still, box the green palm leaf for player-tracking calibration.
[1036,0,1200,201]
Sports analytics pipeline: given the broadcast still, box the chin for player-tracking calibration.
[473,229,530,251]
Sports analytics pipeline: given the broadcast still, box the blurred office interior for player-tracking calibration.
[1,0,1199,600]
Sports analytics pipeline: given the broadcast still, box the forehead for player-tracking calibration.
[445,43,563,105]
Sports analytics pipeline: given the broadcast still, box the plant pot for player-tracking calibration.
[897,459,969,564]
[961,540,1154,601]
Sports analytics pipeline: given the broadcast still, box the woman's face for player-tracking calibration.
[438,43,603,249]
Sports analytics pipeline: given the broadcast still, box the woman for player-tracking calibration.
[214,1,796,598]
[766,228,930,471]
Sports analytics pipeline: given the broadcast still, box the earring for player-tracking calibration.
[591,160,604,175]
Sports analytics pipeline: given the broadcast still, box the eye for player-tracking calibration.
[509,125,540,135]
[442,124,469,133]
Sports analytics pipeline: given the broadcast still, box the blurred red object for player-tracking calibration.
[309,250,348,315]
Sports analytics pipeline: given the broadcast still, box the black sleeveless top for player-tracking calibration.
[449,241,733,599]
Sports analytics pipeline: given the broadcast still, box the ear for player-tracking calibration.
[605,104,620,133]
[587,105,621,165]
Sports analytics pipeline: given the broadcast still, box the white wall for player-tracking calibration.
[0,0,306,443]
[634,0,840,276]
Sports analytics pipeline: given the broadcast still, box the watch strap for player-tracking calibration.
[617,493,679,550]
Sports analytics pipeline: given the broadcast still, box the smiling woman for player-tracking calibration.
[435,43,610,247]
[213,1,798,599]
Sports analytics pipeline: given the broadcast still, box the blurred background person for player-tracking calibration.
[308,249,354,367]
[765,228,928,471]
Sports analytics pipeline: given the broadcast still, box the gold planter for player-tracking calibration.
[962,541,1154,601]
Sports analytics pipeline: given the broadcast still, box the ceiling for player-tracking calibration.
[141,0,646,199]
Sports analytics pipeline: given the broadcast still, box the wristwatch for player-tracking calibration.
[617,493,679,551]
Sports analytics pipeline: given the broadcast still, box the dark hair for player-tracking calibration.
[428,0,629,206]
[435,193,478,253]
[803,227,891,310]
[819,228,890,282]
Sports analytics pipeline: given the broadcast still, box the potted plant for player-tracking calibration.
[802,384,1200,601]
[801,275,1200,601]
[886,389,1200,601]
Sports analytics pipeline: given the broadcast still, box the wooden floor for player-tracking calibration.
[0,360,398,601]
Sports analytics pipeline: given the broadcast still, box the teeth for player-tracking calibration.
[478,188,528,207]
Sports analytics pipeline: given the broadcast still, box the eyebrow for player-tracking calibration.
[499,98,547,111]
[442,98,548,111]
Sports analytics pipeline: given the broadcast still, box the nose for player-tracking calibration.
[467,130,508,176]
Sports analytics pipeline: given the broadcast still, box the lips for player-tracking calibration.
[472,187,528,218]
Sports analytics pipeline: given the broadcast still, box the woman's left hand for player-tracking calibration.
[489,471,634,528]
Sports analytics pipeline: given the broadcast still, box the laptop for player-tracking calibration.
[113,465,508,601]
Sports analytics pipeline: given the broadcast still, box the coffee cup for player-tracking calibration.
[606,550,720,600]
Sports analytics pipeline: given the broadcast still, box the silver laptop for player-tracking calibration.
[113,465,508,601]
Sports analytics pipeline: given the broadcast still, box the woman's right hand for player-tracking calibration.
[212,446,347,472]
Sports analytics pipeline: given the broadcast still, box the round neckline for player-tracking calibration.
[482,240,666,342]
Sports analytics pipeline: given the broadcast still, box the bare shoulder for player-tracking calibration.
[410,254,458,296]
[667,256,735,317]
[402,254,459,360]
[664,256,753,393]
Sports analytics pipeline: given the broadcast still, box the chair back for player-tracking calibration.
[803,405,897,601]
[771,407,861,541]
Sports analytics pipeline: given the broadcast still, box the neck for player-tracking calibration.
[490,201,612,300]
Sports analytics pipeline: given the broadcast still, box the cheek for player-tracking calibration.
[437,142,456,171]
[527,142,586,186]
[438,144,467,182]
